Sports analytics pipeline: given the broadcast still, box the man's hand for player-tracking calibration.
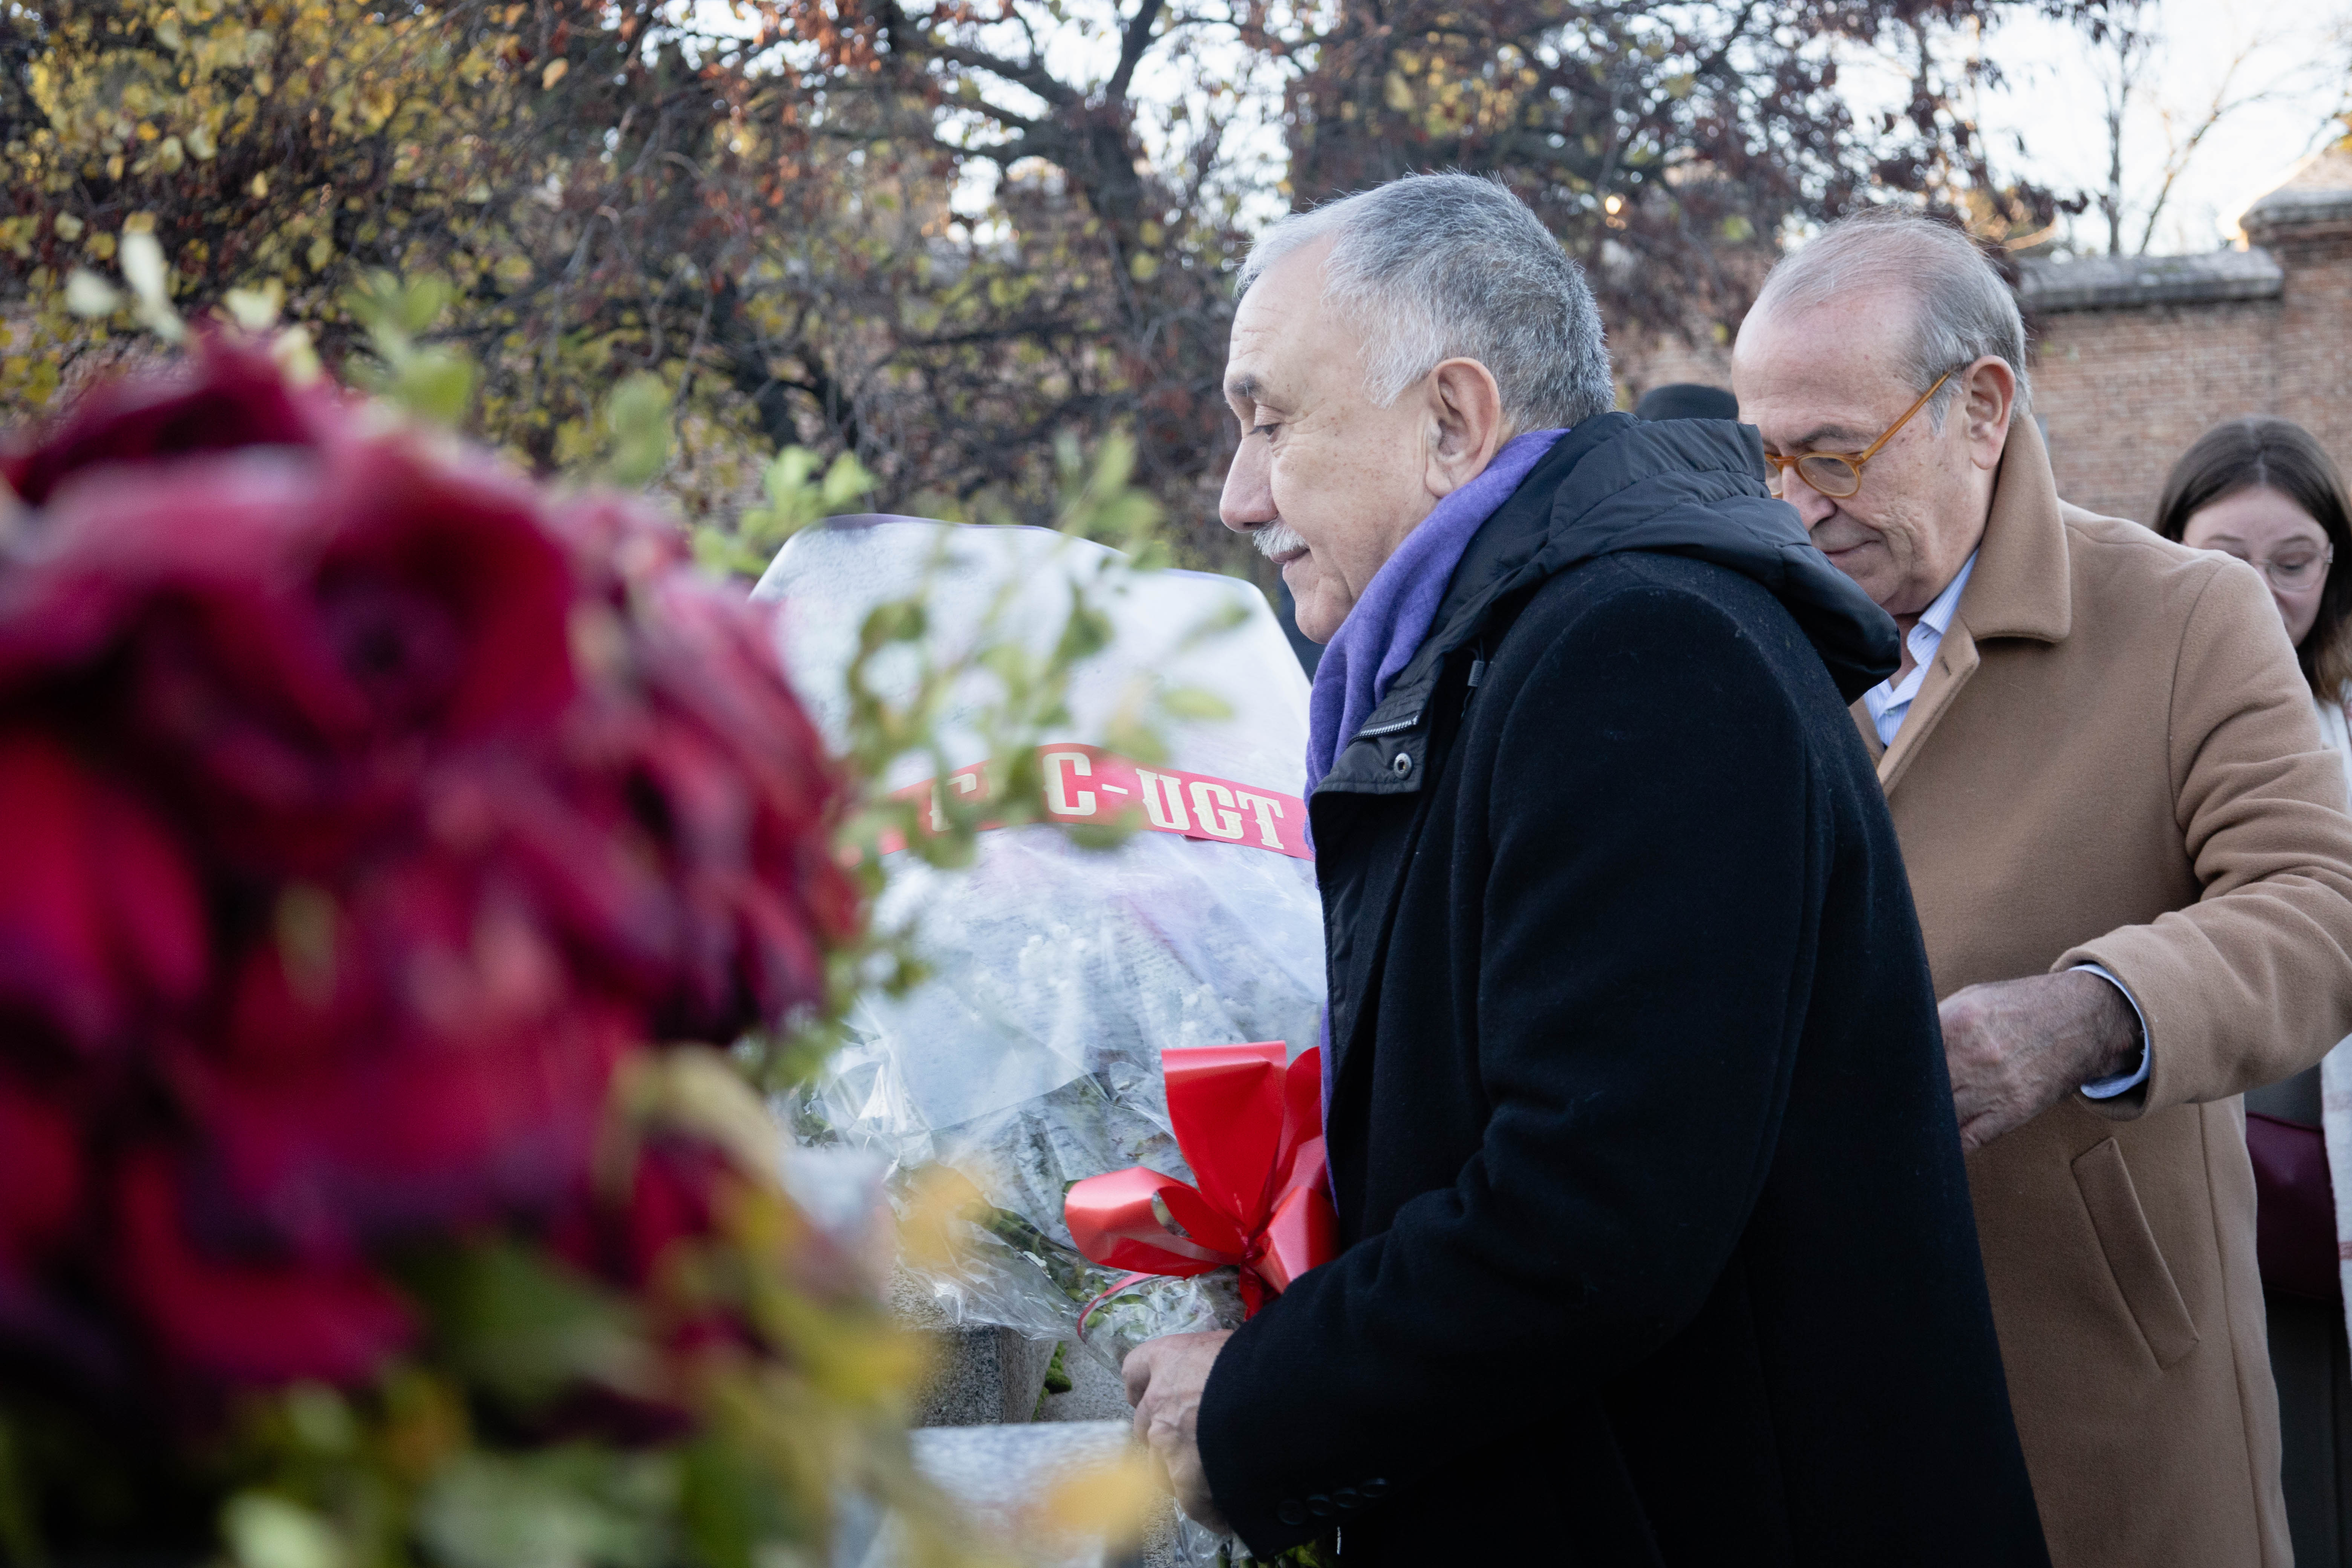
[1941,971,2141,1150]
[1124,1330,1234,1535]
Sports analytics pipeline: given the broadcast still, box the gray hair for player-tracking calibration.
[1749,209,2031,426]
[1237,172,1615,432]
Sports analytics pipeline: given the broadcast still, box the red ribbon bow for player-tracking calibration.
[1064,1042,1336,1325]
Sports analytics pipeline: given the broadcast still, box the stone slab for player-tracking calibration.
[894,1269,1060,1426]
[1038,1338,1137,1425]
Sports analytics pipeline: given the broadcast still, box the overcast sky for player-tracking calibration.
[1845,0,2349,254]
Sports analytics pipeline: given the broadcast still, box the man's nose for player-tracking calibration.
[1219,438,1274,533]
[1776,468,1839,530]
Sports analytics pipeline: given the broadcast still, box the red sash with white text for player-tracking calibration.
[877,743,1310,860]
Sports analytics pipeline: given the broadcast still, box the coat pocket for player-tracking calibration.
[2072,1137,2201,1369]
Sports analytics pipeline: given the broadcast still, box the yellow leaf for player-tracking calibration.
[224,279,284,329]
[1031,1449,1164,1546]
[896,1164,986,1274]
[271,325,322,384]
[541,57,567,89]
[616,1048,781,1181]
[249,172,267,198]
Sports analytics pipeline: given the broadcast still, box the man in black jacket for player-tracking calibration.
[1120,173,2050,1563]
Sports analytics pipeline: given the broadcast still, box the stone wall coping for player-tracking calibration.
[2242,145,2352,241]
[2017,248,2285,314]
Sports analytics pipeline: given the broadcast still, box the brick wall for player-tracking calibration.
[2029,234,2352,524]
[2028,297,2283,524]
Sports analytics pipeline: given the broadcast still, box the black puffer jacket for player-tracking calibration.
[1196,414,2048,1565]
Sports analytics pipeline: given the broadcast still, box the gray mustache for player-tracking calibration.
[1253,522,1307,560]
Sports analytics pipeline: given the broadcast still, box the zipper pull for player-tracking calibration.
[1465,654,1487,693]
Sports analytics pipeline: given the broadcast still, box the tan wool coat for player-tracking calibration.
[1854,419,2352,1568]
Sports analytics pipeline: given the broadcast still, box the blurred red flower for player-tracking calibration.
[0,339,856,1396]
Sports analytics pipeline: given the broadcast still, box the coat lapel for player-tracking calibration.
[1876,620,1981,793]
[1851,417,2074,795]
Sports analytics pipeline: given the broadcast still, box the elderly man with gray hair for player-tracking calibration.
[1734,211,2352,1568]
[1119,173,2048,1563]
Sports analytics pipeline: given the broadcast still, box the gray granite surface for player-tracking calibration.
[893,1271,1060,1426]
[833,1422,1161,1568]
[885,1274,1193,1566]
[1039,1336,1138,1424]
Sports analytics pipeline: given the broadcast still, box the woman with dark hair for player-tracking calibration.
[2157,415,2352,1567]
[2158,417,2352,702]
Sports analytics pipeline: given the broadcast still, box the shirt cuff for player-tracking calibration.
[2073,963,2152,1099]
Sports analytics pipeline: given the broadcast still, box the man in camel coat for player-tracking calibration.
[1735,210,2352,1567]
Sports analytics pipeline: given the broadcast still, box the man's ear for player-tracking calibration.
[1422,358,1509,498]
[1957,355,2017,473]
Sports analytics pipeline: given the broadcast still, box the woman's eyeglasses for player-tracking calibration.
[1762,370,1955,501]
[2209,542,2334,592]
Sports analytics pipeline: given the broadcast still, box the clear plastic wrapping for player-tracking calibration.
[756,520,1325,1381]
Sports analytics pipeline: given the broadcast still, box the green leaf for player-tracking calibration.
[1159,686,1233,723]
[0,1413,43,1568]
[816,449,877,512]
[390,349,476,426]
[222,1493,347,1568]
[601,372,672,487]
[676,1438,789,1568]
[416,1450,676,1568]
[396,1239,653,1411]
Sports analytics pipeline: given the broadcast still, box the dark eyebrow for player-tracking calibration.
[1225,374,1263,404]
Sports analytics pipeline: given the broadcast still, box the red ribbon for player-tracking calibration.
[1064,1043,1336,1327]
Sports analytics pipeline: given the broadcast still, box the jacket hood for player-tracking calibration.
[1533,414,1900,701]
[1317,411,1900,798]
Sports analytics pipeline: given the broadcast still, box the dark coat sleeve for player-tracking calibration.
[1195,576,1823,1551]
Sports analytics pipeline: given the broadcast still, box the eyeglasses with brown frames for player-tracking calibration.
[1761,369,1955,501]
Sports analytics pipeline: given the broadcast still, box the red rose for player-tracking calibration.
[1,338,337,508]
[0,447,577,877]
[117,1149,414,1386]
[550,1135,733,1292]
[190,854,637,1253]
[0,341,856,1408]
[0,733,206,1058]
[615,574,853,1036]
[0,1074,82,1267]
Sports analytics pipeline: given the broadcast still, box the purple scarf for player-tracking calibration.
[1306,427,1566,1121]
[1304,429,1567,793]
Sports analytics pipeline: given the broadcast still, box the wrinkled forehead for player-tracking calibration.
[1224,239,1349,405]
[1732,296,1918,446]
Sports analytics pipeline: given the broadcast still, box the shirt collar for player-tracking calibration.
[1914,551,1979,642]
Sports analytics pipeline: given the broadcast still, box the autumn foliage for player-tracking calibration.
[2,0,2089,571]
